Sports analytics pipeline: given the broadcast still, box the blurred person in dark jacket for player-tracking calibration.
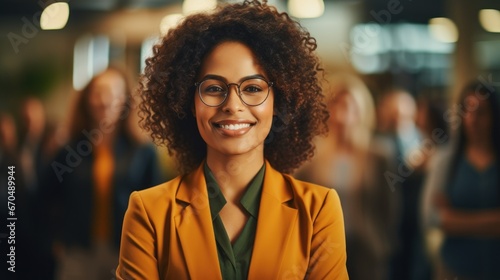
[42,67,163,280]
[17,97,63,280]
[372,88,428,280]
[0,112,18,279]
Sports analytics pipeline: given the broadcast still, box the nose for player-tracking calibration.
[221,84,244,113]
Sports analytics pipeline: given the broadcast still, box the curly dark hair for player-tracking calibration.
[139,0,329,174]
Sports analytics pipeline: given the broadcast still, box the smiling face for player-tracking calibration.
[194,41,274,160]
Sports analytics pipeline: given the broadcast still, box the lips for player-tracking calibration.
[217,123,251,130]
[213,120,255,136]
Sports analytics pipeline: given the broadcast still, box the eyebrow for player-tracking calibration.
[199,74,267,83]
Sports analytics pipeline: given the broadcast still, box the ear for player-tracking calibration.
[191,104,196,117]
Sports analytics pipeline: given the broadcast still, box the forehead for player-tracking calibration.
[93,71,124,86]
[198,41,267,80]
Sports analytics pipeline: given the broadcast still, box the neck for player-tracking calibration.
[465,143,496,171]
[206,148,264,202]
[466,135,493,153]
[88,133,114,151]
[92,123,119,147]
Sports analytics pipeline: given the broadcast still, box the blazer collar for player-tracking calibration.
[174,162,222,280]
[248,160,298,279]
[175,160,297,279]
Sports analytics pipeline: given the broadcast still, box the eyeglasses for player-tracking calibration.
[195,77,273,107]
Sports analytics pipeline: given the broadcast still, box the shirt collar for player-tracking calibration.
[204,162,265,220]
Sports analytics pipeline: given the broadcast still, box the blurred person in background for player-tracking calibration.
[409,89,451,280]
[19,97,47,193]
[0,112,18,228]
[415,89,450,172]
[42,67,163,280]
[17,97,63,279]
[0,112,18,167]
[296,74,396,280]
[0,112,18,279]
[372,88,427,280]
[422,82,500,280]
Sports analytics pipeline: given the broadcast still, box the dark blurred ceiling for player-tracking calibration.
[1,0,177,17]
[0,0,443,22]
[1,0,499,23]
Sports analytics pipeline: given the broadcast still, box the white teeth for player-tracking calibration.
[219,123,251,130]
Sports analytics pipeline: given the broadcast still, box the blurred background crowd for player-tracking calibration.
[1,0,499,279]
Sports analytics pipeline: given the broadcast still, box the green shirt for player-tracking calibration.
[204,163,265,280]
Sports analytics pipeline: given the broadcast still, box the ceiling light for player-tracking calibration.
[288,0,324,19]
[479,9,500,33]
[182,0,217,15]
[41,2,70,30]
[160,14,184,36]
[428,17,458,43]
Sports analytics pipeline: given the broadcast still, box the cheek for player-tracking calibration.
[194,100,215,135]
[110,100,126,121]
[258,102,275,137]
[478,114,493,130]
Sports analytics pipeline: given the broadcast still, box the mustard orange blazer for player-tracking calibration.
[116,161,349,279]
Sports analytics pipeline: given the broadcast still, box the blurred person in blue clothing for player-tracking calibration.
[423,82,500,280]
[42,67,163,280]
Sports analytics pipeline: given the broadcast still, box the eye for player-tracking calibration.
[205,85,225,93]
[241,78,267,94]
[242,85,263,93]
[200,79,227,96]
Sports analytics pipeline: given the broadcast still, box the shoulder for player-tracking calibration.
[284,174,332,197]
[128,176,182,215]
[282,174,342,218]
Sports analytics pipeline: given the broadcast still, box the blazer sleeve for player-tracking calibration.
[307,189,349,279]
[116,191,160,280]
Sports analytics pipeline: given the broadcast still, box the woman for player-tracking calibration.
[44,68,162,280]
[296,75,396,280]
[422,82,500,280]
[116,1,348,279]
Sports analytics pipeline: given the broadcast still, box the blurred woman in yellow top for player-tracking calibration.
[42,67,162,280]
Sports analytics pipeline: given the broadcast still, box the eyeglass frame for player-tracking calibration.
[194,75,274,107]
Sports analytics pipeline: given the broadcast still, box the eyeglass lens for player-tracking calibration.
[198,78,270,106]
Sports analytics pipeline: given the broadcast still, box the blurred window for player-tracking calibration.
[349,23,454,78]
[140,36,160,74]
[73,35,110,90]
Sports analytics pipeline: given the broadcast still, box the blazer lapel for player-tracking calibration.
[174,164,222,280]
[248,161,298,279]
